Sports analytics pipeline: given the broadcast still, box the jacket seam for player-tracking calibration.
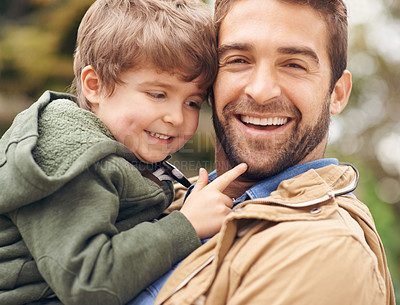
[106,157,169,202]
[0,134,38,165]
[335,207,386,293]
[230,230,385,295]
[36,255,122,304]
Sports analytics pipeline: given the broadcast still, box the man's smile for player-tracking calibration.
[240,115,288,126]
[236,114,291,131]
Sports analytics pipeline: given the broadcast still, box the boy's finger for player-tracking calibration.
[223,196,235,209]
[209,163,247,192]
[191,168,209,193]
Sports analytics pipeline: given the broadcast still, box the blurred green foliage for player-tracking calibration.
[0,0,399,302]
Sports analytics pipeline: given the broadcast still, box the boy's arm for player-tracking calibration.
[162,176,198,215]
[11,157,201,305]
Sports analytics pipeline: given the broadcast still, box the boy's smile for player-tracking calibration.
[146,131,173,141]
[87,65,205,163]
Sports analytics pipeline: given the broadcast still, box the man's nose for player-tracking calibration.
[163,104,184,126]
[244,63,281,104]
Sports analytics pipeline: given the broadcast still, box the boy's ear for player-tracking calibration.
[81,65,101,105]
[330,70,352,115]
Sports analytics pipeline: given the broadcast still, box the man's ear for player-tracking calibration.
[81,65,101,106]
[330,70,352,115]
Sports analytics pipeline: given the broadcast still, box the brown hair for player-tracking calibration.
[214,0,348,92]
[72,0,218,110]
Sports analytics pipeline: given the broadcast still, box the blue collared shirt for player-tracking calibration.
[235,158,339,202]
[127,158,339,305]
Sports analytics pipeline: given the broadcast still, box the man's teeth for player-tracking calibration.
[148,131,171,140]
[241,115,288,126]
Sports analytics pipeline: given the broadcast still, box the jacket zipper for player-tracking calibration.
[154,256,215,305]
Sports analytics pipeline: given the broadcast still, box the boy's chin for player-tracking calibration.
[136,154,169,164]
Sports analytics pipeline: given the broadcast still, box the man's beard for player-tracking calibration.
[212,95,331,180]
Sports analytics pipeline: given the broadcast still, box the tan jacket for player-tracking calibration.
[156,164,395,305]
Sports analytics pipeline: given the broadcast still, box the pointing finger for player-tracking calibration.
[190,168,209,193]
[208,163,247,192]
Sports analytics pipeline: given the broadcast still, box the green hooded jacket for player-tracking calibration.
[0,91,201,305]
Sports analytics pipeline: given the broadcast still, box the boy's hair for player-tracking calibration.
[72,0,218,110]
[214,0,348,93]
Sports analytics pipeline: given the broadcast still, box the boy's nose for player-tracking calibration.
[244,63,281,104]
[163,106,184,126]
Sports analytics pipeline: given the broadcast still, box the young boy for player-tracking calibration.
[0,0,247,304]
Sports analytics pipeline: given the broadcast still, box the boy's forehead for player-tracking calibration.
[123,66,206,95]
[133,62,207,86]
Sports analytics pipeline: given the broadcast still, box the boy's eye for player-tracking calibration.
[185,100,202,109]
[147,92,166,99]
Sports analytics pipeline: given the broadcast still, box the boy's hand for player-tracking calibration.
[180,163,248,239]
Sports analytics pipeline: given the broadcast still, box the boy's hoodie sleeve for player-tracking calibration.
[11,155,201,305]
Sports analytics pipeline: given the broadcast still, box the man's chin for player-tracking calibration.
[226,153,280,180]
[238,164,283,180]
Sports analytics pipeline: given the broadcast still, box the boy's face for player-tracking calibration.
[89,66,205,163]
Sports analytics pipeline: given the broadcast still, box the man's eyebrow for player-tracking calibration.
[217,43,253,57]
[278,47,320,64]
[217,43,320,65]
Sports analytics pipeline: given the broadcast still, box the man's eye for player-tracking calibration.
[227,58,248,65]
[220,57,249,67]
[286,63,306,70]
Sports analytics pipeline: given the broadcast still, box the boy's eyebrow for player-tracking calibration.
[218,43,320,65]
[139,81,206,97]
[139,81,173,89]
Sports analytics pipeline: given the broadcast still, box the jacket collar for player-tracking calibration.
[185,158,342,203]
[229,163,359,223]
[241,158,340,202]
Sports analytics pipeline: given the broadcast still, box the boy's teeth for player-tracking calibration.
[241,115,288,126]
[149,131,171,140]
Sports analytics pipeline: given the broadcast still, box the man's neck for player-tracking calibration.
[220,172,257,199]
[215,147,258,199]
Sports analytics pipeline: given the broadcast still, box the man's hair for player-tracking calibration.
[72,0,218,110]
[214,0,348,92]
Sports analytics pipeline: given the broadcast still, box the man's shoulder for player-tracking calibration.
[237,201,369,251]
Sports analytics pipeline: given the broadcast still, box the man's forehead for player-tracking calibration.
[220,0,326,30]
[218,0,329,58]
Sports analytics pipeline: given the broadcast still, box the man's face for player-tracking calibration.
[213,0,334,179]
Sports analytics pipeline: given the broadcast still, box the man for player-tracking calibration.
[153,0,395,304]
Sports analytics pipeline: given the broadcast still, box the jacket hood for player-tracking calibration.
[0,91,137,214]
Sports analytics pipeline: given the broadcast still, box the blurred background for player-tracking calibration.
[0,0,399,301]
